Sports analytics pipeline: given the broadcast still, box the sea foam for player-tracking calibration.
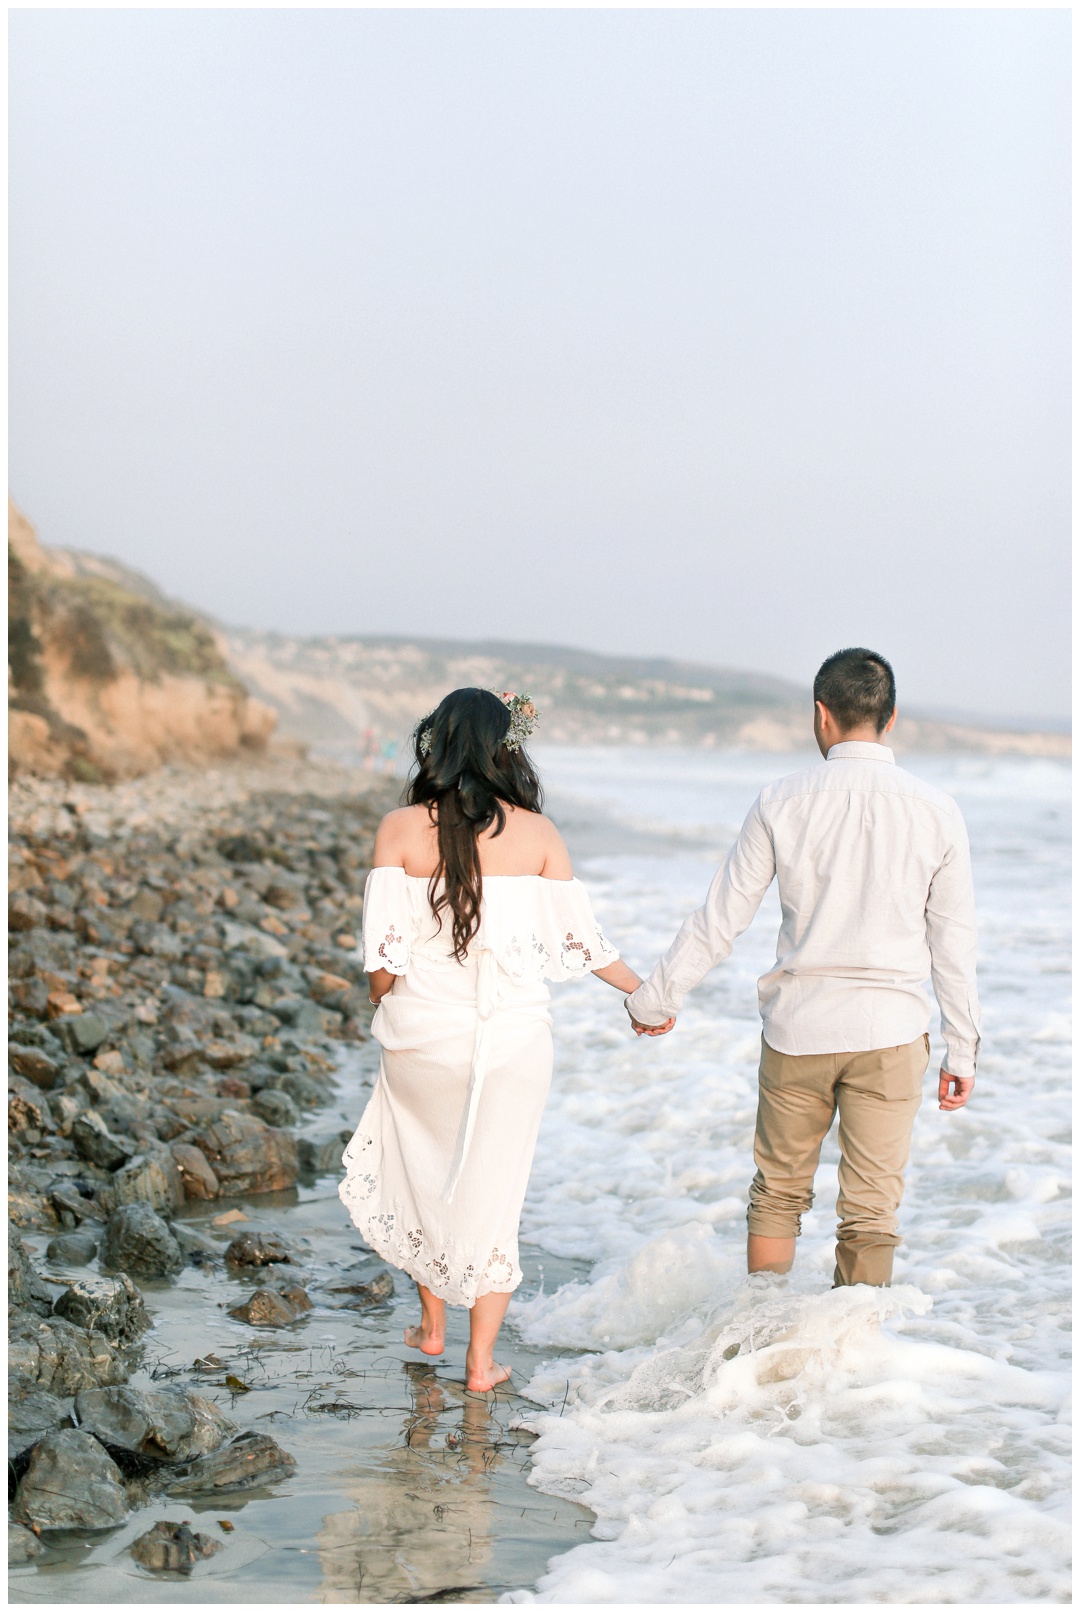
[505,747,1071,1605]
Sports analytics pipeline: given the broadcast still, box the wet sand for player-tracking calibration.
[10,1041,595,1603]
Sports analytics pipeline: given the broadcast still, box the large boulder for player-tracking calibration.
[9,1226,55,1317]
[53,1273,150,1345]
[46,1229,100,1266]
[71,1110,134,1171]
[73,1385,235,1463]
[250,1088,300,1129]
[189,1110,298,1195]
[54,1010,112,1055]
[8,1041,63,1090]
[8,1386,74,1462]
[100,1202,184,1279]
[98,1146,185,1216]
[12,1428,129,1531]
[171,1142,220,1200]
[8,1313,129,1396]
[164,1431,296,1497]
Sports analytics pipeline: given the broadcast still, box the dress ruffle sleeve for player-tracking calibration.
[362,867,415,974]
[481,877,620,983]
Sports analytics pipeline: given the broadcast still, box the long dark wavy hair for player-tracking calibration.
[404,687,543,961]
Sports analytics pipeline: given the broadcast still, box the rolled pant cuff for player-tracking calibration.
[746,1212,802,1239]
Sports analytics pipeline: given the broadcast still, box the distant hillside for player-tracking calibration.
[8,507,1066,776]
[223,627,1070,760]
[7,503,276,780]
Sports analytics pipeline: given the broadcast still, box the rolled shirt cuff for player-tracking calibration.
[625,982,673,1028]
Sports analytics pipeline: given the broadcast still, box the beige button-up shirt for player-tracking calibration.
[626,741,981,1079]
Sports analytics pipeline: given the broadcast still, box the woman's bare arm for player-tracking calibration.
[368,966,396,1005]
[592,959,642,993]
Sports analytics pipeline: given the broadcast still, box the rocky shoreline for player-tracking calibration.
[8,757,400,1568]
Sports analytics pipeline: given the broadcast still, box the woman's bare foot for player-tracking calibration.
[465,1357,511,1392]
[404,1322,445,1356]
[406,1283,446,1356]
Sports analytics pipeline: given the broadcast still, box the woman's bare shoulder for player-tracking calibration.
[373,804,432,865]
[533,814,573,878]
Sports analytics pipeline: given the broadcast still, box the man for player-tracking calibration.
[626,648,980,1288]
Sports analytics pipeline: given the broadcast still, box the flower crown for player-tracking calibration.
[492,689,539,752]
[416,689,540,757]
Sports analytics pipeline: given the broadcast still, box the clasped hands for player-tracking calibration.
[627,1010,676,1038]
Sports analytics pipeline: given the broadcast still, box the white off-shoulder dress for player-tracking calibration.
[339,868,619,1306]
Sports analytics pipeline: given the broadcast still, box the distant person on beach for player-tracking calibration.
[626,648,982,1288]
[340,688,656,1390]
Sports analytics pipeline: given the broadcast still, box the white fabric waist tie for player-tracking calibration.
[441,948,501,1205]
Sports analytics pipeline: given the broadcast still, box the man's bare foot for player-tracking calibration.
[404,1323,445,1357]
[465,1359,511,1392]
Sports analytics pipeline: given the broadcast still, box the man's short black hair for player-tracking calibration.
[813,648,896,734]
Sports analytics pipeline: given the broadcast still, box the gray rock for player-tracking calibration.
[73,1385,235,1462]
[228,1287,304,1326]
[54,1273,150,1344]
[297,1130,352,1175]
[9,1227,56,1317]
[8,1387,74,1462]
[330,1270,395,1307]
[99,1145,186,1216]
[48,1088,90,1137]
[8,1313,128,1396]
[71,1110,135,1171]
[9,1080,54,1140]
[262,1069,325,1109]
[9,892,48,931]
[46,1230,99,1265]
[202,1034,260,1069]
[164,1430,297,1496]
[9,1042,63,1090]
[129,1519,222,1574]
[224,1229,293,1267]
[100,1202,184,1279]
[170,1142,220,1200]
[13,1428,129,1531]
[48,1178,106,1224]
[54,1010,112,1055]
[8,1522,44,1562]
[169,1222,221,1264]
[250,1087,300,1128]
[189,1110,299,1195]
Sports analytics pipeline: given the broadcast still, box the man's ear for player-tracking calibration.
[883,707,897,735]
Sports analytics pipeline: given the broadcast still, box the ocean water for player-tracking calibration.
[505,746,1071,1605]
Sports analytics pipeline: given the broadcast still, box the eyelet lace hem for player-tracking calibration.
[339,1165,521,1308]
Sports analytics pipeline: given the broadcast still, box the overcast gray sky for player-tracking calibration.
[9,8,1070,724]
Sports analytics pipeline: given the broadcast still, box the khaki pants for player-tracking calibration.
[747,1035,930,1287]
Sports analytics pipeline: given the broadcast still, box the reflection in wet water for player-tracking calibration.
[318,1364,531,1602]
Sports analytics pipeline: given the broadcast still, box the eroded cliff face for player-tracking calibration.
[8,502,275,780]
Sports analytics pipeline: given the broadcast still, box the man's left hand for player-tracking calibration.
[938,1067,975,1110]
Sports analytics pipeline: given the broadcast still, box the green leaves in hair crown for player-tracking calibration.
[491,689,539,752]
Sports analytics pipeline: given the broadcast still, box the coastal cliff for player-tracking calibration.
[8,503,276,781]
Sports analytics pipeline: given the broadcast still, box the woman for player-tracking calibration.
[340,687,662,1392]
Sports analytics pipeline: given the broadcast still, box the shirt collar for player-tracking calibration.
[826,740,896,764]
